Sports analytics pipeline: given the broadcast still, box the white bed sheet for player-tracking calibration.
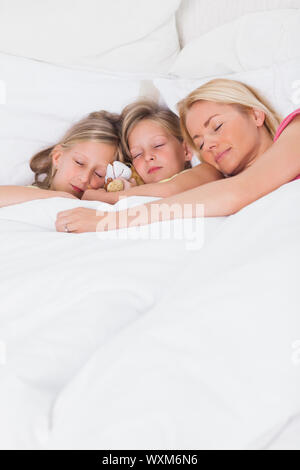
[0,195,223,449]
[43,181,300,450]
[0,181,299,449]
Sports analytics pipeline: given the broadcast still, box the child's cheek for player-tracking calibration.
[160,149,172,166]
[133,160,142,175]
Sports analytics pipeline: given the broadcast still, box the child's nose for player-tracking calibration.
[145,152,156,161]
[79,170,91,184]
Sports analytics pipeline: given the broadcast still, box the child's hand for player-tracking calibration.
[81,188,106,201]
[81,188,118,204]
[118,177,137,190]
[105,177,137,192]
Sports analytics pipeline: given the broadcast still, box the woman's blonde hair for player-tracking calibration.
[177,78,282,155]
[30,110,123,189]
[121,99,191,169]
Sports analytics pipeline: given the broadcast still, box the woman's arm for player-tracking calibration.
[82,163,224,204]
[0,186,76,208]
[123,114,300,221]
[55,116,300,232]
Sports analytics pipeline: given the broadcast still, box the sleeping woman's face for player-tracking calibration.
[128,119,192,183]
[185,101,272,177]
[50,140,117,198]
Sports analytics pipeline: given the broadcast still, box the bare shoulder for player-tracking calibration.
[234,115,300,206]
[290,113,300,125]
[277,113,300,140]
[188,162,224,180]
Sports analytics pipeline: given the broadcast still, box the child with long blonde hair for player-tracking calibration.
[0,110,123,208]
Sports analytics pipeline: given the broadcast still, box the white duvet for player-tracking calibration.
[0,182,299,450]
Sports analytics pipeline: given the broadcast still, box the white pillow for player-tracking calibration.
[155,58,300,120]
[0,53,142,186]
[176,0,300,47]
[171,9,300,79]
[0,0,181,75]
[0,79,5,104]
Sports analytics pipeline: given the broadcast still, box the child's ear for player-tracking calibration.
[182,141,193,162]
[51,145,64,168]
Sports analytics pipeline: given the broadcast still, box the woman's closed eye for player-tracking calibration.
[154,143,164,148]
[199,123,223,150]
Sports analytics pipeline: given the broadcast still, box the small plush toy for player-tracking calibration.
[104,161,144,192]
[130,165,144,187]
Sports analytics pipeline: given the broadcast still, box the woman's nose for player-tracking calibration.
[202,135,218,152]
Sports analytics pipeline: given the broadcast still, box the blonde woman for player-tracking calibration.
[0,111,122,209]
[55,79,300,233]
[81,99,223,204]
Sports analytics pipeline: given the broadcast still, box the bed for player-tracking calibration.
[0,0,300,450]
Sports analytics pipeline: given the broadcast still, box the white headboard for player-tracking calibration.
[176,0,300,47]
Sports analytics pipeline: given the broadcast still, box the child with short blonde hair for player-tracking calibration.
[82,99,223,203]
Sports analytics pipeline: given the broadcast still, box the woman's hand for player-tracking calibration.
[56,207,99,233]
[55,207,117,233]
[81,188,107,201]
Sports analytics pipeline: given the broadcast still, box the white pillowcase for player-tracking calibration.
[0,0,181,75]
[155,58,300,120]
[0,53,142,186]
[176,0,300,47]
[171,9,300,79]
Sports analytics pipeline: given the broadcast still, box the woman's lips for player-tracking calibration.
[215,148,231,163]
[148,166,162,174]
